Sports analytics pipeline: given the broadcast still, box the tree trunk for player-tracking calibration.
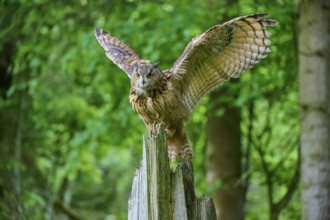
[207,80,243,220]
[128,124,217,220]
[206,0,243,218]
[299,0,330,219]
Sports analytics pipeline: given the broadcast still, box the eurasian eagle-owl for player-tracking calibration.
[95,13,277,161]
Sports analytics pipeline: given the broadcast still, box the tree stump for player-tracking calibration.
[128,124,216,220]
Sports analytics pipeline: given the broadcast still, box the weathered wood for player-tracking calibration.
[128,124,216,220]
[197,197,217,220]
[128,142,148,219]
[145,125,172,220]
[172,161,193,220]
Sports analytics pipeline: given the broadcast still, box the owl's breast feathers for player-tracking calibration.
[129,78,188,127]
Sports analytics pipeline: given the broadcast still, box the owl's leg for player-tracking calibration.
[180,142,194,160]
[165,125,178,161]
[168,148,178,162]
[179,130,194,160]
[165,122,194,161]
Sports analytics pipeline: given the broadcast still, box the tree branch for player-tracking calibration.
[273,145,300,213]
[53,200,82,220]
[255,142,273,208]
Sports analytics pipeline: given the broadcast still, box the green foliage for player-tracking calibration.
[0,0,300,219]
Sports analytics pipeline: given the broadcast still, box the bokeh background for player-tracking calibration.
[1,0,329,219]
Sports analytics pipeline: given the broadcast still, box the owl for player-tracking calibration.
[95,13,277,161]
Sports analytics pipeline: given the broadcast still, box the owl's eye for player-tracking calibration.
[147,72,152,78]
[136,73,140,78]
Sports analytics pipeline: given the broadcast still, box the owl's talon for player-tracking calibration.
[165,127,175,138]
[180,145,194,160]
[168,147,178,162]
[148,123,158,137]
[150,122,160,137]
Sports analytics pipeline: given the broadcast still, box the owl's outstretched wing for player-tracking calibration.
[95,29,141,78]
[170,13,278,111]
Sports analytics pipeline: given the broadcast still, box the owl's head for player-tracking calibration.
[131,60,164,96]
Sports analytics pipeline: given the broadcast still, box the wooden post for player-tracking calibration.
[128,124,217,220]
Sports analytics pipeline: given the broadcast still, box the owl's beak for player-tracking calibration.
[139,77,146,87]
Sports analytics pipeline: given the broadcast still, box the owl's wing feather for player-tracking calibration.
[170,13,278,111]
[95,29,141,78]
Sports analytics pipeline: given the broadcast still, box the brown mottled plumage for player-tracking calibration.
[95,13,278,161]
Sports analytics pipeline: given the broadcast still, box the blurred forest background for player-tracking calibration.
[1,0,329,219]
